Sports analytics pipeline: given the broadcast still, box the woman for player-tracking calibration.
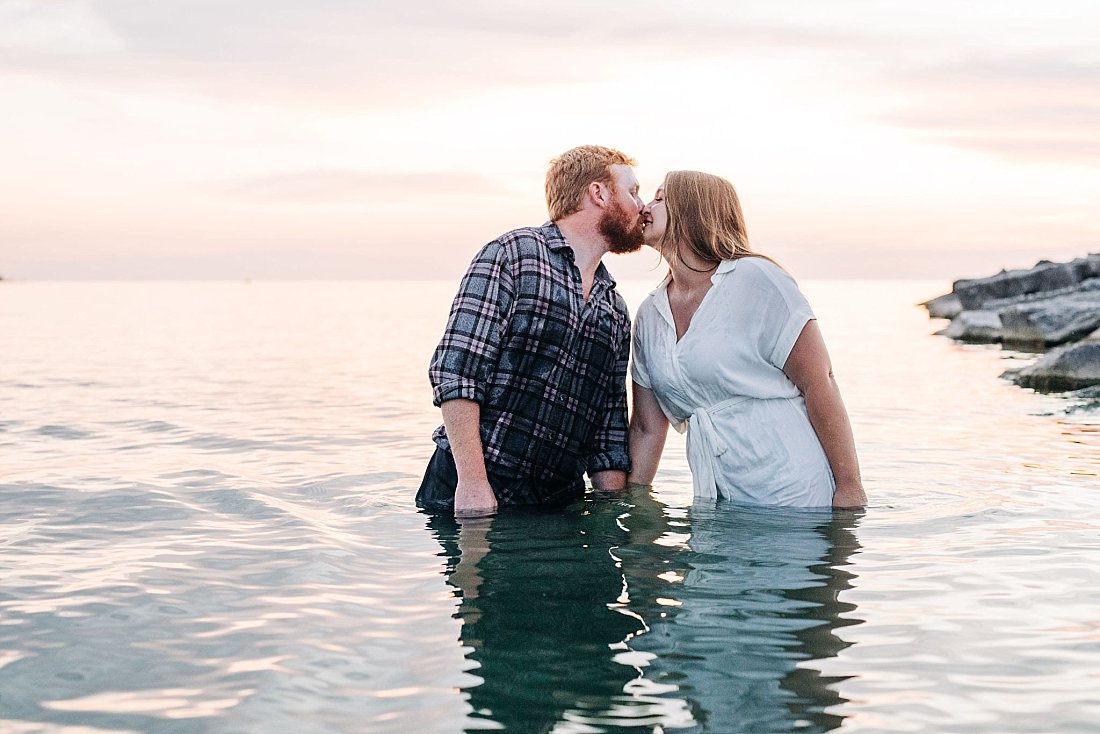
[628,171,866,508]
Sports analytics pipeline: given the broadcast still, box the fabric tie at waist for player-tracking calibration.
[685,396,751,499]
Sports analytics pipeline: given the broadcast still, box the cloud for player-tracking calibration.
[86,0,877,58]
[884,50,1100,164]
[5,1,1099,280]
[0,0,888,109]
[0,0,125,54]
[212,169,510,202]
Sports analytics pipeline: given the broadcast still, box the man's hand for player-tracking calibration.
[590,470,627,492]
[832,483,867,510]
[455,478,498,518]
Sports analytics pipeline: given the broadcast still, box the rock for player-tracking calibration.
[1072,253,1100,280]
[932,255,1100,391]
[926,256,1100,346]
[936,310,1003,342]
[1067,384,1100,400]
[998,292,1100,350]
[922,292,962,319]
[953,261,1084,310]
[978,276,1100,313]
[921,253,1100,318]
[1010,340,1100,392]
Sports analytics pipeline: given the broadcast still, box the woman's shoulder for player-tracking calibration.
[734,254,787,276]
[732,256,800,291]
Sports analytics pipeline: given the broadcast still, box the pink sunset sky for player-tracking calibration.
[1,0,1098,281]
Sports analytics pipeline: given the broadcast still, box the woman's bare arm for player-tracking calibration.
[627,383,670,487]
[783,320,867,509]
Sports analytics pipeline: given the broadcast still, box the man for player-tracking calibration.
[416,145,646,516]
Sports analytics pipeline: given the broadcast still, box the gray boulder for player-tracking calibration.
[1072,253,1100,280]
[1068,384,1100,400]
[999,291,1100,350]
[978,276,1100,313]
[926,256,1100,347]
[922,292,962,319]
[936,310,1003,342]
[922,253,1100,318]
[1010,339,1100,392]
[954,261,1082,310]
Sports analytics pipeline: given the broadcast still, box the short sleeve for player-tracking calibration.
[630,306,652,389]
[758,261,815,369]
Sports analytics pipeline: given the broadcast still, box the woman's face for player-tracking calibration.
[642,186,667,249]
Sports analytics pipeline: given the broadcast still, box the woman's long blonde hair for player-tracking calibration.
[661,170,778,268]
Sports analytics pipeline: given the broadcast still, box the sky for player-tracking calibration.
[1,0,1098,281]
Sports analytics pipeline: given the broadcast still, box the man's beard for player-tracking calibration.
[600,199,645,254]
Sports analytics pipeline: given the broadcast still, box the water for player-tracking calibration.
[2,280,1098,733]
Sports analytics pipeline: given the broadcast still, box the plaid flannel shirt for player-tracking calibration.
[429,222,631,501]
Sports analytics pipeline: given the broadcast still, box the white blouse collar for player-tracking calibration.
[713,259,739,279]
[649,260,738,328]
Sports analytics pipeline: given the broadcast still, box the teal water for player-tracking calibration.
[1,280,1098,733]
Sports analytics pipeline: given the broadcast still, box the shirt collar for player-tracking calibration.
[714,259,738,278]
[654,271,672,294]
[541,221,572,253]
[542,221,617,289]
[652,259,736,294]
[652,273,674,327]
[594,261,616,289]
[650,260,736,328]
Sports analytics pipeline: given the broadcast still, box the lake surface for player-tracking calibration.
[2,279,1098,733]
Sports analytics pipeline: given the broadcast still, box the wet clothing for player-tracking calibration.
[631,257,834,506]
[418,222,631,509]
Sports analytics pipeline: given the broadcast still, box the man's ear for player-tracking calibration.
[588,181,608,208]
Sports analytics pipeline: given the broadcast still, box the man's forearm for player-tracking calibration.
[440,399,488,483]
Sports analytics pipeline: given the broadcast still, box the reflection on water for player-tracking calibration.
[430,488,863,733]
[3,281,1099,733]
[624,501,862,734]
[430,502,649,733]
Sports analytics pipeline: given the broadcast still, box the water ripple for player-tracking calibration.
[0,281,1097,733]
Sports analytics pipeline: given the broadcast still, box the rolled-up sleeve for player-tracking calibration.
[429,242,514,406]
[585,315,632,474]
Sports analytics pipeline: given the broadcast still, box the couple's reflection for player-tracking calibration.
[426,498,649,732]
[426,487,863,733]
[621,497,863,733]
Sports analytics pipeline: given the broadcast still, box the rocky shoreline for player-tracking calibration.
[922,254,1100,393]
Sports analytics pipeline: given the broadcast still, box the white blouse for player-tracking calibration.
[632,257,835,506]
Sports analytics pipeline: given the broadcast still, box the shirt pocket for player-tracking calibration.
[588,298,628,360]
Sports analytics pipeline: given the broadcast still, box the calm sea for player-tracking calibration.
[2,280,1098,733]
